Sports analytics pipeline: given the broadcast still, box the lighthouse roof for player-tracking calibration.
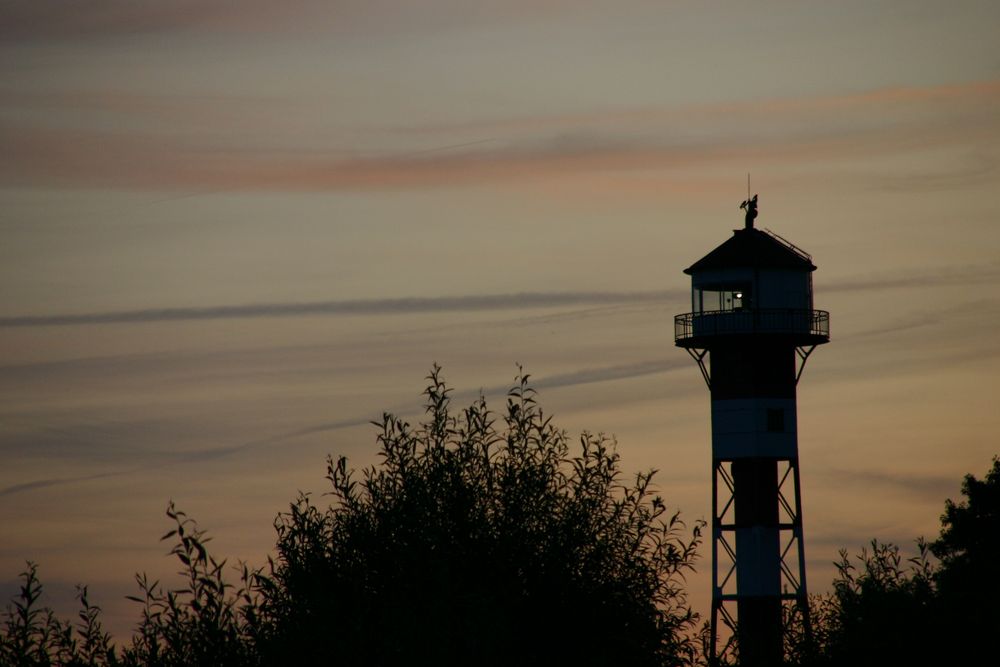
[684,228,816,274]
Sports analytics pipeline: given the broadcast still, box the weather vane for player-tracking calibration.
[740,173,758,229]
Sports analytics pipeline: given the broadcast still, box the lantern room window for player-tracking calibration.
[693,284,752,313]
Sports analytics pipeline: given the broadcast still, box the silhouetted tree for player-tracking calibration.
[805,540,938,666]
[119,503,260,667]
[802,456,1000,667]
[928,456,1000,664]
[253,366,704,666]
[0,563,119,666]
[1,367,704,666]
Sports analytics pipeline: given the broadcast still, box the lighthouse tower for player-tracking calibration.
[674,196,829,666]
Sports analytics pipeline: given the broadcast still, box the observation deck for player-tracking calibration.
[674,308,830,348]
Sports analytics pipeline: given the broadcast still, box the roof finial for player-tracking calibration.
[739,192,758,230]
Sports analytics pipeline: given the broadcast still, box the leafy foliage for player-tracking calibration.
[1,367,704,666]
[806,541,938,666]
[0,563,118,666]
[927,456,1000,664]
[7,363,991,667]
[804,456,1000,666]
[119,503,260,667]
[255,366,704,666]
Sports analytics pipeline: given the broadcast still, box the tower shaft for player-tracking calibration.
[710,342,803,666]
[674,221,828,666]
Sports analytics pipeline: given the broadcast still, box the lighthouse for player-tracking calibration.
[675,196,829,666]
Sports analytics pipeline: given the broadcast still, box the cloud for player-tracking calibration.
[0,470,127,498]
[848,298,999,339]
[394,80,1000,137]
[533,359,689,390]
[0,357,689,498]
[6,261,999,329]
[817,468,959,500]
[825,262,1000,294]
[0,0,580,41]
[0,419,368,499]
[0,290,677,328]
[873,153,997,192]
[2,78,997,192]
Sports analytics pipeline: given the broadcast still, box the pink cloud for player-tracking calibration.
[2,79,997,192]
[391,79,1000,137]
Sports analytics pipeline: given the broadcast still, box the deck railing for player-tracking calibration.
[674,309,829,342]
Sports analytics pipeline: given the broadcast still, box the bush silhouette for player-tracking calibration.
[255,366,704,666]
[1,367,704,666]
[804,457,1000,667]
[928,456,1000,665]
[804,540,938,666]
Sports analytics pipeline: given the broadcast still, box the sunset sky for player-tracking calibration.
[2,0,999,638]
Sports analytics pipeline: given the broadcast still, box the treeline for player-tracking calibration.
[2,369,997,666]
[801,455,999,666]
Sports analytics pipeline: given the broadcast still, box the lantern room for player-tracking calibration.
[675,226,829,347]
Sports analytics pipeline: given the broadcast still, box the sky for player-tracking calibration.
[2,0,999,640]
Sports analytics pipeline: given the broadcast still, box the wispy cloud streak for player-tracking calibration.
[0,358,688,497]
[0,291,678,328]
[6,261,1000,329]
[533,359,689,390]
[0,470,128,498]
[826,262,1000,294]
[848,298,998,339]
[818,468,959,500]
